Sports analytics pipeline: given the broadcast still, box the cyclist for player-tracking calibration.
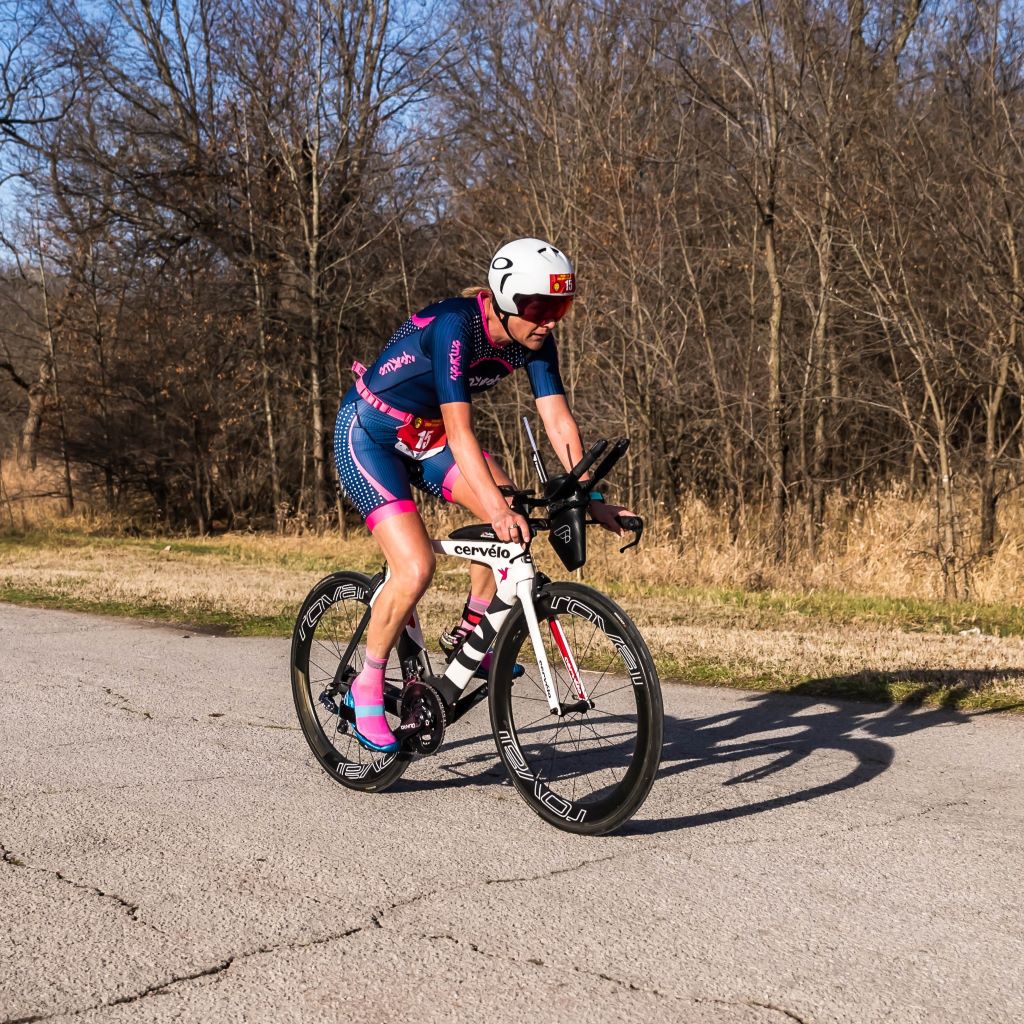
[333,237,632,752]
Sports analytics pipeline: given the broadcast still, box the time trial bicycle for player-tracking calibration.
[290,430,663,835]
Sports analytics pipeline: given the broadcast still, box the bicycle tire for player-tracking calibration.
[291,571,411,792]
[489,581,663,835]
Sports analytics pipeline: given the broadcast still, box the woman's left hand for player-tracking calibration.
[590,500,635,535]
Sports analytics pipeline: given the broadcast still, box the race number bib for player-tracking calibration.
[395,417,447,461]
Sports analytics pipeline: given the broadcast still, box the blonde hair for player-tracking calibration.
[461,286,488,298]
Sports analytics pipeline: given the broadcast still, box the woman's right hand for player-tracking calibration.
[488,499,532,544]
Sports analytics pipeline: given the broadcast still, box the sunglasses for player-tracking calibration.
[513,293,575,324]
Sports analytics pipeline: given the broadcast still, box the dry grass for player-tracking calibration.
[0,453,67,531]
[5,451,1023,603]
[590,486,1024,605]
[2,529,1023,711]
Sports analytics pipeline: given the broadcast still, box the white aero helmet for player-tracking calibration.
[487,237,576,324]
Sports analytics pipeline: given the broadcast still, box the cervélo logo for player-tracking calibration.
[453,542,511,559]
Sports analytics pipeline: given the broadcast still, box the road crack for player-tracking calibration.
[1,897,436,1024]
[483,852,621,885]
[102,687,152,720]
[692,997,812,1022]
[418,933,812,1021]
[2,961,235,1024]
[2,841,26,867]
[1,837,162,935]
[736,1000,811,1023]
[420,932,669,997]
[818,799,969,839]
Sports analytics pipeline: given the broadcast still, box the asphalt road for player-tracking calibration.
[1,603,1022,1024]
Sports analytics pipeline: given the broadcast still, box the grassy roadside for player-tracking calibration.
[2,528,1023,712]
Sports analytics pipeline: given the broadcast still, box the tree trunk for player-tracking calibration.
[307,134,327,522]
[39,259,74,514]
[253,273,283,531]
[763,201,787,562]
[979,346,1010,556]
[18,360,51,472]
[809,188,834,554]
[935,432,964,601]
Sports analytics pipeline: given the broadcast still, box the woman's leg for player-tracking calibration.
[442,459,519,668]
[408,446,520,667]
[334,401,434,749]
[344,510,435,751]
[364,509,436,655]
[335,401,436,644]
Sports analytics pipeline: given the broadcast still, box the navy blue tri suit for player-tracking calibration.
[334,292,565,531]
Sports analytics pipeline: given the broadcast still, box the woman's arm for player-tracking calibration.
[441,400,532,542]
[535,394,585,473]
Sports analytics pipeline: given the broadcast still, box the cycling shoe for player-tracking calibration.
[342,689,399,753]
[473,651,525,680]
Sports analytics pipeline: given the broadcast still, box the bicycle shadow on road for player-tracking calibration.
[624,678,989,835]
[390,670,1020,827]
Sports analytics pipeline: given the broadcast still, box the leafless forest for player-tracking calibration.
[0,0,1021,599]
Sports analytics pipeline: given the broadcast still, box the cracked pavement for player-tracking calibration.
[2,603,1023,1023]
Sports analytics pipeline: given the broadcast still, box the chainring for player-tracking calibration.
[398,682,447,754]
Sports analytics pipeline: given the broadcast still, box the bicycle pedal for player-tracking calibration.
[318,688,341,716]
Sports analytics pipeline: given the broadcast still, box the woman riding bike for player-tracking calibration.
[333,237,632,752]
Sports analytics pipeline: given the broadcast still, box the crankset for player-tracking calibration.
[398,682,447,754]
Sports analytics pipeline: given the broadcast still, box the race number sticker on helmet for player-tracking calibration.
[550,273,575,294]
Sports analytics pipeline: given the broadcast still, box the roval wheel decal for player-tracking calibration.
[299,583,368,642]
[497,729,587,823]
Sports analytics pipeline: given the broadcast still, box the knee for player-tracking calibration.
[391,551,435,598]
[486,455,512,487]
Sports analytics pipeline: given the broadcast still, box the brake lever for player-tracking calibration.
[585,514,644,552]
[615,514,643,553]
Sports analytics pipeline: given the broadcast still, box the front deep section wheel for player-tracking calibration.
[291,571,411,792]
[489,582,663,835]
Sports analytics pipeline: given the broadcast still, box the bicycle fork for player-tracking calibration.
[514,579,589,714]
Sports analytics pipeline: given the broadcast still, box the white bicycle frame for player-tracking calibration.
[370,535,588,715]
